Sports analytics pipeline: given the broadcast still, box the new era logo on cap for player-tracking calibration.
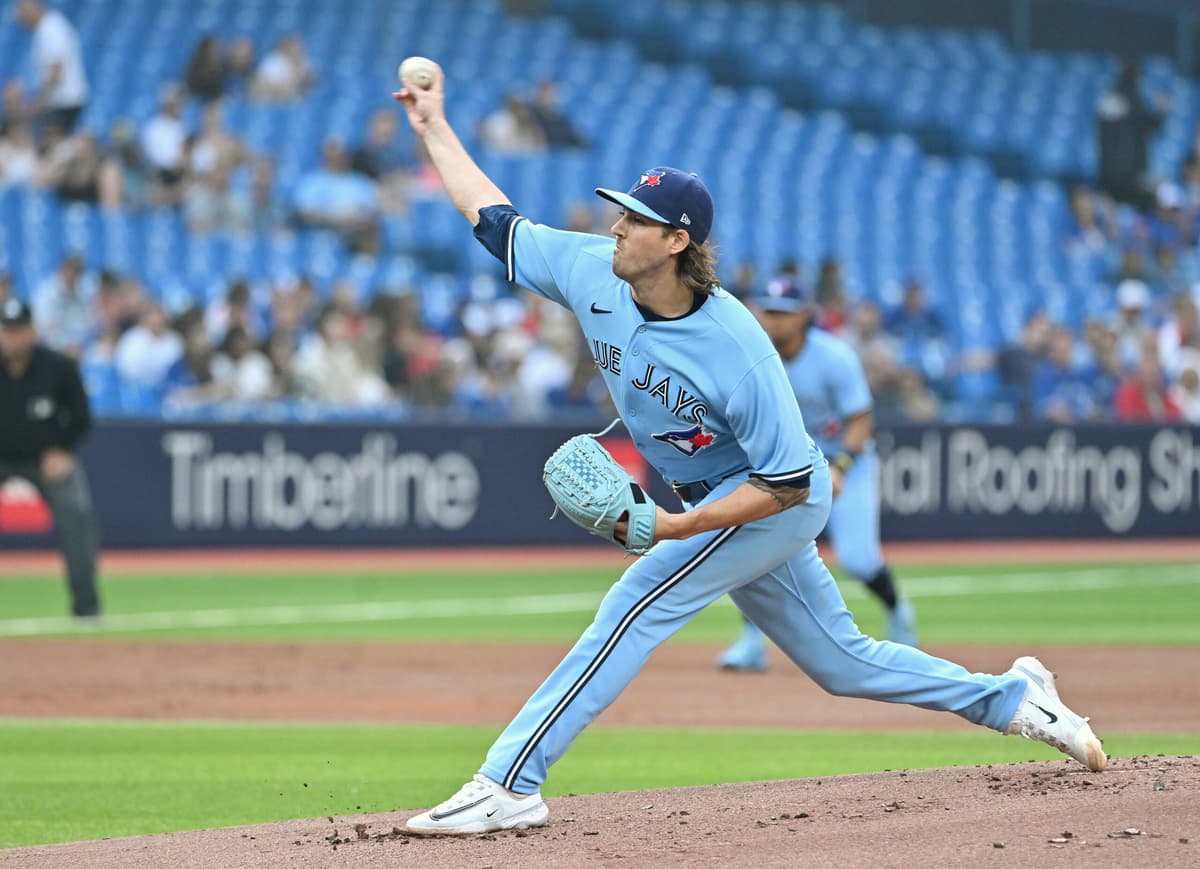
[595,166,714,245]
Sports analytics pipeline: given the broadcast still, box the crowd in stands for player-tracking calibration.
[0,246,609,419]
[0,17,409,237]
[1,2,1198,424]
[722,155,1200,425]
[479,82,586,153]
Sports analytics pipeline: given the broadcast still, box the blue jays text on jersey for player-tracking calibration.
[475,204,819,490]
[593,343,716,435]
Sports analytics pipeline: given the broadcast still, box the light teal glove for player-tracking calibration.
[543,434,657,555]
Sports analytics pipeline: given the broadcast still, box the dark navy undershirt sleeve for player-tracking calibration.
[473,204,525,281]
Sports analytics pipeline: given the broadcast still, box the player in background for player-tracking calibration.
[719,278,917,672]
[392,60,1106,837]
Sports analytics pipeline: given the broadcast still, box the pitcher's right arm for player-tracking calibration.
[393,60,508,226]
[393,61,607,309]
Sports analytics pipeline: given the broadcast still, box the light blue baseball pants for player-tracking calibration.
[480,464,1026,794]
[827,448,885,579]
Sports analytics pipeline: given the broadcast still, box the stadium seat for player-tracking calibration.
[4,0,1198,421]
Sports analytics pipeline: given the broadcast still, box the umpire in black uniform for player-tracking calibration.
[0,298,100,618]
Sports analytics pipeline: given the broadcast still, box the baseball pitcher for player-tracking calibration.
[393,60,1106,836]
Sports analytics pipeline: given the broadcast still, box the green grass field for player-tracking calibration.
[3,560,1199,644]
[1,558,1198,848]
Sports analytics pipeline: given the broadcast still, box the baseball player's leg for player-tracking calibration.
[728,546,1107,770]
[717,615,768,671]
[729,543,1020,728]
[37,462,101,618]
[478,483,832,796]
[828,451,916,646]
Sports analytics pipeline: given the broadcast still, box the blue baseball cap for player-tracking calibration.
[750,277,813,313]
[595,167,714,245]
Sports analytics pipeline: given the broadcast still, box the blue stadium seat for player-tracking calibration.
[3,0,1198,420]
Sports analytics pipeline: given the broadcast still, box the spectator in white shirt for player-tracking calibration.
[32,253,94,356]
[0,122,38,187]
[1158,294,1199,378]
[212,325,273,400]
[115,301,183,389]
[204,280,264,345]
[14,1,89,134]
[295,305,388,405]
[479,94,544,154]
[1113,279,1154,371]
[141,84,188,205]
[189,100,249,177]
[250,34,315,102]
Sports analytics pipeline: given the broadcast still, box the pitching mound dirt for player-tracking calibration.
[4,756,1195,868]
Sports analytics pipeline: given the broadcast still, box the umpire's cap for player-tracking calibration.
[596,167,714,244]
[0,298,32,327]
[750,277,814,313]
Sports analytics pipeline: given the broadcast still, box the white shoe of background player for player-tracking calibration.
[405,774,549,835]
[1005,656,1107,772]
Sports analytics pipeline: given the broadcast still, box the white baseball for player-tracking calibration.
[397,56,436,90]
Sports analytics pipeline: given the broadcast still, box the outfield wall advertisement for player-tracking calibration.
[1,422,1197,547]
[876,425,1200,537]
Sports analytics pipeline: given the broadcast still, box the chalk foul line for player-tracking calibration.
[1,565,1197,638]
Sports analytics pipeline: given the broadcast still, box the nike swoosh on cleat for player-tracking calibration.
[428,795,493,821]
[486,809,498,817]
[1033,703,1059,724]
[590,303,612,314]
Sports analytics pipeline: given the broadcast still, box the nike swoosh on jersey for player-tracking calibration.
[590,303,612,314]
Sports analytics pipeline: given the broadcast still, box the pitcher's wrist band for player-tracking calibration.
[832,451,856,473]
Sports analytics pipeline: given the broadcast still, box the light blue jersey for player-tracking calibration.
[782,327,883,580]
[509,218,819,490]
[469,204,1024,796]
[783,328,872,457]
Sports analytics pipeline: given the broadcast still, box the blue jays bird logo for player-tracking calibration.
[652,424,717,457]
[633,170,664,191]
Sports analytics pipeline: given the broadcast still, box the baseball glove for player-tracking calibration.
[544,434,658,555]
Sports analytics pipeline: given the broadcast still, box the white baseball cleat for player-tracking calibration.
[1005,656,1107,772]
[405,774,550,836]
